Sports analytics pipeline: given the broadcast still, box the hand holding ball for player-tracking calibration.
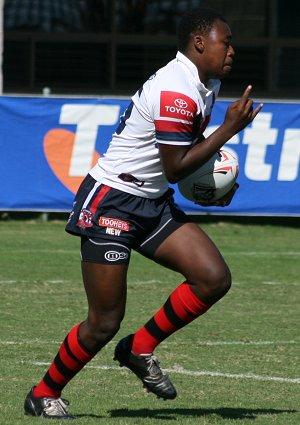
[178,150,239,204]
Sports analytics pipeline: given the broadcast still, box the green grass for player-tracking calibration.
[0,218,299,425]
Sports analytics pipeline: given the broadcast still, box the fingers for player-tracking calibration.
[242,85,253,99]
[246,101,263,123]
[251,102,264,119]
[216,183,239,207]
[241,85,263,121]
[195,183,239,207]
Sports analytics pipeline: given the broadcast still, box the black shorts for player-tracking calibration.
[65,174,190,264]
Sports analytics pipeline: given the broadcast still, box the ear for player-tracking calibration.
[193,34,205,53]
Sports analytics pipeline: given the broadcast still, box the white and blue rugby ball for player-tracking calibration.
[178,150,239,203]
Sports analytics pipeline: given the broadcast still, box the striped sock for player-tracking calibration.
[33,323,95,398]
[132,282,209,355]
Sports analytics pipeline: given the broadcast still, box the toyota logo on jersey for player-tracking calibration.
[174,98,188,109]
[160,91,197,120]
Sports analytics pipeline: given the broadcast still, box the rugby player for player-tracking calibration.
[24,8,262,418]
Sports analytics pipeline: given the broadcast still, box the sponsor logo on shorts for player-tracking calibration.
[160,91,197,120]
[99,217,130,232]
[105,228,121,236]
[104,251,129,262]
[77,209,93,228]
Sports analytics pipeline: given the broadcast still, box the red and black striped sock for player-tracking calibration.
[132,282,210,355]
[33,323,95,398]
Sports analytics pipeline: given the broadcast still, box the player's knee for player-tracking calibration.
[86,315,121,346]
[212,265,232,298]
[188,262,232,302]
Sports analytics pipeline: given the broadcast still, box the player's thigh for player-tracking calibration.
[153,222,231,298]
[80,235,130,314]
[80,261,128,349]
[82,261,128,319]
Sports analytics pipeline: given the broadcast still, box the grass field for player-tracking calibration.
[0,217,299,425]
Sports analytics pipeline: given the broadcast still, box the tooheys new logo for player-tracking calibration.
[99,216,130,231]
[160,91,197,120]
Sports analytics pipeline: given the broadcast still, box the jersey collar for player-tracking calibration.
[176,51,220,95]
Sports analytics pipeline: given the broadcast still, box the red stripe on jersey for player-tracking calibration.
[160,91,197,121]
[89,185,111,215]
[154,119,193,133]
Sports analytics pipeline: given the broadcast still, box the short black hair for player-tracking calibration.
[177,8,227,53]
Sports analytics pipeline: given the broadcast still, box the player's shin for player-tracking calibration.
[132,281,210,355]
[32,323,96,398]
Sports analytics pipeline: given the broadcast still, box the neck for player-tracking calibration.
[180,50,208,85]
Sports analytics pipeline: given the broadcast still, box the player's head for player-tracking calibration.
[177,8,234,82]
[177,8,227,53]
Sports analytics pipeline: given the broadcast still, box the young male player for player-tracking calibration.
[24,8,262,418]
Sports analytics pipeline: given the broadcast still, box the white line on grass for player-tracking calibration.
[32,362,300,384]
[1,275,300,286]
[0,280,69,284]
[226,251,300,256]
[2,249,300,255]
[261,281,300,285]
[0,279,165,285]
[1,250,300,256]
[0,249,78,254]
[165,367,300,384]
[129,280,163,285]
[0,280,17,284]
[224,281,299,286]
[1,279,300,286]
[175,340,299,346]
[0,339,298,346]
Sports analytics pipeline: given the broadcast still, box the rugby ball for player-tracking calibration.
[178,150,239,203]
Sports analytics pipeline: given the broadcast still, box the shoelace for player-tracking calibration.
[44,398,69,416]
[145,355,164,376]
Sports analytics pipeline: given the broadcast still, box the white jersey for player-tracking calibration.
[90,51,221,198]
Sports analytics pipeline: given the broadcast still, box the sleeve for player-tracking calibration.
[153,90,199,146]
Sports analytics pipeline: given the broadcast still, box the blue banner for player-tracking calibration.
[0,95,299,215]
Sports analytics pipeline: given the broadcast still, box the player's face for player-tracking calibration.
[200,19,235,81]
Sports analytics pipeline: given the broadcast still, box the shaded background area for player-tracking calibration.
[2,0,300,98]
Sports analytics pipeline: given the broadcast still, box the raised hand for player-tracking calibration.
[223,85,263,135]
